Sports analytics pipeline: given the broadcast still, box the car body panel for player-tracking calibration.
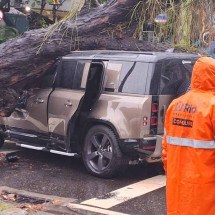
[48,89,85,137]
[157,95,174,134]
[89,93,151,139]
[5,88,52,133]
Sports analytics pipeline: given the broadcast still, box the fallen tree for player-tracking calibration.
[0,0,173,115]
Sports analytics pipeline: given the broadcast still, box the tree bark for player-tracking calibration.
[0,0,170,115]
[175,0,193,46]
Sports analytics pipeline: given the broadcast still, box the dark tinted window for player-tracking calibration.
[39,62,58,89]
[57,60,77,89]
[159,59,197,96]
[148,63,161,95]
[118,62,149,94]
[23,61,58,90]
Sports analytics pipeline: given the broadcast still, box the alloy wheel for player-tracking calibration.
[86,132,113,172]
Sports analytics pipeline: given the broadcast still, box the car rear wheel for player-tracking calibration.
[0,135,4,149]
[82,125,128,178]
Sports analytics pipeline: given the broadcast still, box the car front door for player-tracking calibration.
[5,64,57,144]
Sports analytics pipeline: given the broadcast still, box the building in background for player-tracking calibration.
[10,0,76,22]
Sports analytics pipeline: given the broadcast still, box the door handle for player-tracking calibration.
[36,98,44,104]
[65,101,72,107]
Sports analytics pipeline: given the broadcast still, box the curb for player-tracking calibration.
[0,187,77,214]
[0,186,76,205]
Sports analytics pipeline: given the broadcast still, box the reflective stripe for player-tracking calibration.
[166,136,215,149]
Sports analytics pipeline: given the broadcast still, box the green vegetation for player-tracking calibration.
[0,27,19,44]
[131,0,214,47]
[0,203,12,212]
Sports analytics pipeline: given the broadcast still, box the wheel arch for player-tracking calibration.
[66,117,120,153]
[81,119,120,146]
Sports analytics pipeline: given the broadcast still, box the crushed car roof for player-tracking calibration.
[63,50,200,62]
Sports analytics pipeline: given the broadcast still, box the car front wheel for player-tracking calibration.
[82,125,128,178]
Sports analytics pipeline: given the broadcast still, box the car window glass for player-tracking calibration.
[148,63,161,95]
[57,60,77,89]
[159,59,196,96]
[118,62,149,94]
[23,62,58,90]
[39,62,58,89]
[73,61,90,90]
[104,62,122,92]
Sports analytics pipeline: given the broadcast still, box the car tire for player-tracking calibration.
[0,135,4,149]
[82,125,128,178]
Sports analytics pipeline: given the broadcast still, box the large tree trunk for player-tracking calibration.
[0,0,170,115]
[175,0,193,46]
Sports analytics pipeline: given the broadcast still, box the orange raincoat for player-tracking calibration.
[162,57,215,215]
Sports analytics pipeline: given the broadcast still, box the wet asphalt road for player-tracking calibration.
[0,142,166,215]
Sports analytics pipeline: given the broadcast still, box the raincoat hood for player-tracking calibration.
[191,57,215,92]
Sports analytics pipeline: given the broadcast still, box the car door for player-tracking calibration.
[5,64,57,143]
[48,59,106,150]
[48,60,90,149]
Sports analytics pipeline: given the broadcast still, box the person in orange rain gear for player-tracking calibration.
[162,56,215,215]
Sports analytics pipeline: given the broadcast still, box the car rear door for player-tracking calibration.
[48,60,88,148]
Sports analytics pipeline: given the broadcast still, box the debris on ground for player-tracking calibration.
[0,191,49,203]
[0,191,49,213]
[5,153,19,163]
[0,153,6,161]
[1,192,16,202]
[19,203,45,213]
[0,151,19,163]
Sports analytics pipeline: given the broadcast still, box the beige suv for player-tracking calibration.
[0,51,199,178]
